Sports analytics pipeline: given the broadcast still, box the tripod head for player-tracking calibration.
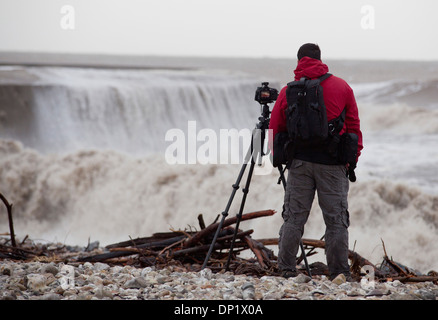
[253,82,278,160]
[257,103,271,130]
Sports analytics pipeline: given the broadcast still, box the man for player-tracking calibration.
[269,43,363,280]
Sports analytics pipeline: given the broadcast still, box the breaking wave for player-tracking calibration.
[352,78,438,110]
[0,139,437,273]
[1,64,438,273]
[0,66,268,155]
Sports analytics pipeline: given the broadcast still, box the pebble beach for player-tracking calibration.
[1,259,437,301]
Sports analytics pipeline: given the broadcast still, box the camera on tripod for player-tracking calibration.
[202,80,312,277]
[254,82,279,104]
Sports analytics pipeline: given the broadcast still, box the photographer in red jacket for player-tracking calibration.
[269,43,363,280]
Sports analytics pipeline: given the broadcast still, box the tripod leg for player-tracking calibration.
[202,127,258,270]
[223,126,266,270]
[277,165,287,187]
[299,240,312,277]
[225,160,256,271]
[201,161,249,270]
[278,165,312,278]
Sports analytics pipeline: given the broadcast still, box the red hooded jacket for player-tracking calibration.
[269,57,363,162]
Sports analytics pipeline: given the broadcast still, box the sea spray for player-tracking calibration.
[0,66,265,155]
[1,139,437,273]
[1,63,437,274]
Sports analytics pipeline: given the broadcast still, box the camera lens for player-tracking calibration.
[261,90,270,99]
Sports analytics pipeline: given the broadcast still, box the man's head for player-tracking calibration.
[297,43,321,61]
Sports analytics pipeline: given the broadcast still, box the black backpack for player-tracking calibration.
[272,73,346,167]
[286,73,333,148]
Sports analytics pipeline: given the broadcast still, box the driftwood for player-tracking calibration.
[76,210,276,269]
[183,209,276,248]
[0,193,16,247]
[73,210,437,283]
[0,206,437,283]
[244,236,273,269]
[79,235,187,262]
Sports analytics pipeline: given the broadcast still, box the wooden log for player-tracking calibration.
[170,241,246,259]
[0,193,16,247]
[106,232,189,249]
[79,249,137,262]
[109,247,157,255]
[130,235,187,250]
[244,236,267,269]
[389,276,438,283]
[256,238,278,246]
[380,239,411,277]
[183,209,276,248]
[217,229,253,242]
[79,235,186,262]
[198,214,206,230]
[0,243,39,260]
[163,230,251,261]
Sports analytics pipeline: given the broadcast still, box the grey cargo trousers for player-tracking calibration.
[278,159,351,278]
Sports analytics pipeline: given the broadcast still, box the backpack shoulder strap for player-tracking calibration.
[318,73,332,83]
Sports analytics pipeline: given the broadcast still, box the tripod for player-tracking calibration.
[201,102,312,277]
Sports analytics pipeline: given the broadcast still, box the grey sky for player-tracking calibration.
[0,0,437,61]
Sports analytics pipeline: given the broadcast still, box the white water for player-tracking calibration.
[0,61,437,273]
[0,66,266,155]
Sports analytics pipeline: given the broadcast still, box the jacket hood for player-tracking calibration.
[294,57,329,80]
